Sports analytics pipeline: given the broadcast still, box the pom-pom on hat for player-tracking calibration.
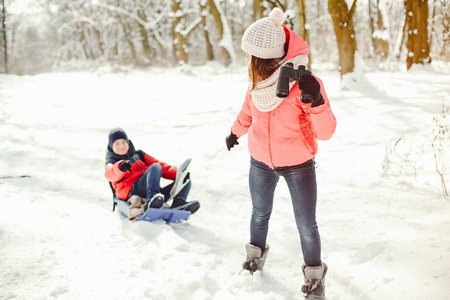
[241,7,286,59]
[108,127,129,149]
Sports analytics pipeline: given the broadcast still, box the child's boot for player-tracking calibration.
[171,197,200,214]
[242,243,270,274]
[301,262,327,299]
[146,193,164,209]
[127,195,144,220]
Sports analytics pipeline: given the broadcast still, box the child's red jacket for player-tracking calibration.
[105,144,177,200]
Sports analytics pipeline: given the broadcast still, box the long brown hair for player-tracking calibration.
[248,56,283,92]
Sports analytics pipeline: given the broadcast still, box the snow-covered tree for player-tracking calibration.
[0,0,448,74]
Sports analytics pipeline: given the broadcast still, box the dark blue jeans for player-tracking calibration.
[129,163,191,203]
[249,157,321,267]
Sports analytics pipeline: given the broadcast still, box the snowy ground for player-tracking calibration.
[0,62,449,300]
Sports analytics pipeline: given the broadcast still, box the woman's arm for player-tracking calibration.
[231,89,253,138]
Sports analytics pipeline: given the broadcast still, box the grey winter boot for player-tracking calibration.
[241,243,270,274]
[301,262,327,299]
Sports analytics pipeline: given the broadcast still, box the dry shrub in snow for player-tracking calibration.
[432,101,450,199]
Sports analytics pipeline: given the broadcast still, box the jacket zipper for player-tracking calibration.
[268,111,274,168]
[135,159,145,174]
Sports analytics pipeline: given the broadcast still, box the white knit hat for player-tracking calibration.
[241,8,286,59]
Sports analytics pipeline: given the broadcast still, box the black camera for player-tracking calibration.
[276,63,313,104]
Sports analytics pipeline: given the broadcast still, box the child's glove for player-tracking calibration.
[119,160,132,172]
[298,75,325,107]
[226,132,239,151]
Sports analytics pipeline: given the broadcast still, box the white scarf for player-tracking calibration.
[250,55,309,112]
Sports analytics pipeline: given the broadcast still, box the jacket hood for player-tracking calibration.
[105,140,136,165]
[283,27,309,62]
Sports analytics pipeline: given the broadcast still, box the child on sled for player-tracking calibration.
[105,127,200,220]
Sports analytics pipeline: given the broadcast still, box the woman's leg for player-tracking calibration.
[281,159,321,267]
[249,157,279,251]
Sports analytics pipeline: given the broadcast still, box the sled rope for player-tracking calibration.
[191,145,227,199]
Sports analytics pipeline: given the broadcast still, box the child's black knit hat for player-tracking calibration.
[108,128,129,149]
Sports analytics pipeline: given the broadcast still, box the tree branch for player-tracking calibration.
[93,1,170,30]
[347,0,358,23]
[181,17,202,37]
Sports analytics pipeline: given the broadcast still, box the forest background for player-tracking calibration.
[1,2,450,299]
[0,0,449,76]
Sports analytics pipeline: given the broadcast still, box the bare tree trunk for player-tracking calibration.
[118,15,137,63]
[200,2,214,61]
[296,0,311,70]
[253,0,264,21]
[172,0,188,64]
[405,0,431,69]
[441,1,450,58]
[137,8,152,61]
[206,0,233,66]
[369,0,389,60]
[313,1,328,57]
[149,30,165,60]
[430,0,436,50]
[79,26,93,60]
[397,10,408,59]
[207,0,223,37]
[328,0,358,77]
[93,27,104,58]
[112,32,119,61]
[1,0,7,73]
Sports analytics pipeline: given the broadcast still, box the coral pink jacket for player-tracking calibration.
[231,29,336,169]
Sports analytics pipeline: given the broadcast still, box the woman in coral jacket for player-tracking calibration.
[225,8,336,299]
[105,128,199,216]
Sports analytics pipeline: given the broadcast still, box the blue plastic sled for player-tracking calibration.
[114,196,191,223]
[109,158,193,223]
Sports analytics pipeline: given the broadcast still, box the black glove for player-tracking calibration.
[298,74,324,107]
[226,132,239,151]
[119,160,132,172]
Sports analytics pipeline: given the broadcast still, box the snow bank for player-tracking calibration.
[0,63,449,299]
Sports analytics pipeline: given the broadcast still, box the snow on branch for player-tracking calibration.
[212,0,236,64]
[93,1,170,30]
[180,17,202,37]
